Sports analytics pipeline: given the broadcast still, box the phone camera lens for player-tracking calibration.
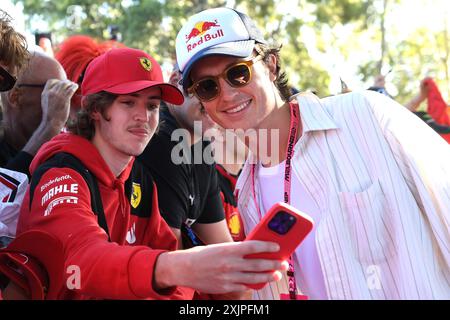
[268,211,297,235]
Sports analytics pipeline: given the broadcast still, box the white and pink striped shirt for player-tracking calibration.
[236,91,450,300]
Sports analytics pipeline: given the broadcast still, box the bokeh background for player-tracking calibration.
[3,0,449,106]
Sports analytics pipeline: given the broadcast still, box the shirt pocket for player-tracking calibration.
[338,179,396,265]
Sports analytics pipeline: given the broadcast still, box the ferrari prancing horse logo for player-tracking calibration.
[139,57,152,71]
[131,182,141,209]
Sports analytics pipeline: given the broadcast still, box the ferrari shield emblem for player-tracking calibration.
[139,57,152,71]
[131,182,142,209]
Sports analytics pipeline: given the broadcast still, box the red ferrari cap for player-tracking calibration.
[81,47,183,105]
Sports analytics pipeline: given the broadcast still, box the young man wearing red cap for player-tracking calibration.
[3,47,287,300]
[176,8,450,300]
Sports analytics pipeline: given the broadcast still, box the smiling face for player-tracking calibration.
[92,86,161,159]
[189,53,278,131]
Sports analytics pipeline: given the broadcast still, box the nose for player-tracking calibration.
[218,77,238,102]
[133,102,150,122]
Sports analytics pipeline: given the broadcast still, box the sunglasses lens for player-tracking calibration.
[227,64,251,87]
[195,78,219,101]
[0,67,16,92]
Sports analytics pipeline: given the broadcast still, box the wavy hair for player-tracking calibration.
[254,43,291,102]
[0,9,29,73]
[66,91,117,140]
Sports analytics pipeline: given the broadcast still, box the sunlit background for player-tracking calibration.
[2,0,449,106]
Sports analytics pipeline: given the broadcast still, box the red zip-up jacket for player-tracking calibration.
[17,133,193,300]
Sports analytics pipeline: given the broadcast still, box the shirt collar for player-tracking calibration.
[293,92,339,133]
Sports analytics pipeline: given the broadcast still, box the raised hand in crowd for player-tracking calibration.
[22,78,78,156]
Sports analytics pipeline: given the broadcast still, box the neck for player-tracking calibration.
[92,136,132,178]
[168,107,200,146]
[220,162,243,176]
[187,126,202,146]
[3,119,28,151]
[212,137,247,175]
[243,100,295,167]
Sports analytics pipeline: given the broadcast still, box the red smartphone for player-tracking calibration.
[244,202,314,290]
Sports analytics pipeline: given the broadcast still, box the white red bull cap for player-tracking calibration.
[176,7,267,89]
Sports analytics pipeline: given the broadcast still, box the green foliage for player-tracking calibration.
[14,0,448,100]
[308,0,374,26]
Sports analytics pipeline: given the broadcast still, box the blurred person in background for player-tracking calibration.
[0,51,77,176]
[404,77,450,143]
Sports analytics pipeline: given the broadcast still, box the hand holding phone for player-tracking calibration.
[244,202,314,289]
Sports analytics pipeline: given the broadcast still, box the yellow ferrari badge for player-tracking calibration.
[131,182,142,209]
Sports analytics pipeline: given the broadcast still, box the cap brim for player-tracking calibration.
[181,40,255,90]
[104,81,185,105]
[6,230,66,299]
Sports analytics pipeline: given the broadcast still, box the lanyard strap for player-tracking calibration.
[251,101,303,300]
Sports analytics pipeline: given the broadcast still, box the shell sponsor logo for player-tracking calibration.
[228,213,241,235]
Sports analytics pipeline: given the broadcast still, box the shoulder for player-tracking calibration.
[316,91,411,127]
[31,166,90,196]
[319,91,377,113]
[27,166,91,217]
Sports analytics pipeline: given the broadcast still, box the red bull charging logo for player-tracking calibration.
[185,20,224,52]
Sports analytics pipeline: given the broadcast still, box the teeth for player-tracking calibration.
[225,101,249,114]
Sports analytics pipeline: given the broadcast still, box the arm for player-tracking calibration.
[366,91,450,269]
[191,166,249,299]
[187,221,250,300]
[154,240,287,294]
[193,220,233,244]
[194,164,230,243]
[403,79,428,111]
[169,227,183,249]
[404,94,425,111]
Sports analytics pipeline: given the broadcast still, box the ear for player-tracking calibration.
[266,54,278,82]
[7,87,20,107]
[169,70,182,87]
[90,110,101,121]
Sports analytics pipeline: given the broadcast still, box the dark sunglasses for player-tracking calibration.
[0,66,17,92]
[188,55,264,102]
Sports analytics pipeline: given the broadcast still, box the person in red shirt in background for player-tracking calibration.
[2,47,287,300]
[216,163,245,241]
[405,77,450,144]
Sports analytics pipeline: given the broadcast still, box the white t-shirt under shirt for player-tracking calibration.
[257,160,328,299]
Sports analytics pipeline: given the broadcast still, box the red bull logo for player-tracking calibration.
[185,20,224,52]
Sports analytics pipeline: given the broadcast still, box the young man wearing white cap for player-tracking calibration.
[176,7,450,300]
[2,47,288,299]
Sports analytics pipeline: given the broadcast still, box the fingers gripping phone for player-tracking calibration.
[244,202,314,290]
